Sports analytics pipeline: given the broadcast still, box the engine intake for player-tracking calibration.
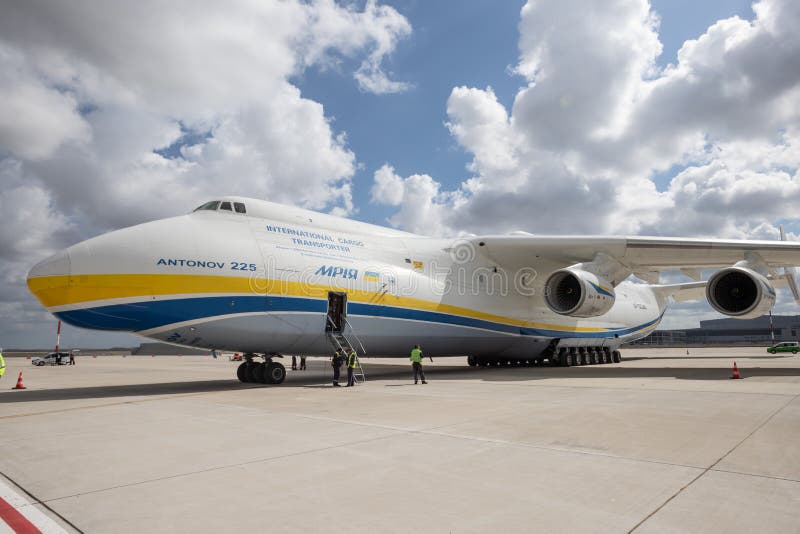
[544,269,615,317]
[706,266,775,319]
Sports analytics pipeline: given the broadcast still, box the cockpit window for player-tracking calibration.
[234,202,246,214]
[219,201,233,211]
[194,201,220,211]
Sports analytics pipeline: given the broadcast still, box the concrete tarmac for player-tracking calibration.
[1,347,799,533]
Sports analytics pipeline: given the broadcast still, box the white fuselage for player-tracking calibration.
[27,198,667,358]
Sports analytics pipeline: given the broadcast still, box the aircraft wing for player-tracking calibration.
[470,235,800,302]
[471,235,800,270]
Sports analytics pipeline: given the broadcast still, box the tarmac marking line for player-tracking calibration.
[627,391,800,533]
[0,497,41,534]
[0,475,70,534]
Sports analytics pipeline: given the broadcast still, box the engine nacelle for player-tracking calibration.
[706,266,776,319]
[544,269,616,317]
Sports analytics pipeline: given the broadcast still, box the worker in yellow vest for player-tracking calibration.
[410,344,429,384]
[0,349,5,380]
[345,349,358,387]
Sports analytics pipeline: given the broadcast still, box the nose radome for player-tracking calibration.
[27,249,72,309]
[28,249,71,279]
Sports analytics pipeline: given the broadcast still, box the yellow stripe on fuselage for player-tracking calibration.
[27,273,615,333]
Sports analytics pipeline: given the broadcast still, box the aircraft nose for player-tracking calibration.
[27,249,72,309]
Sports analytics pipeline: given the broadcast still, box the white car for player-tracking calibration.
[31,352,71,366]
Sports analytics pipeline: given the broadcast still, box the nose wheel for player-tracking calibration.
[237,354,287,384]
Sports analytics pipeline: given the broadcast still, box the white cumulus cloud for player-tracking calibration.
[0,0,412,347]
[371,0,800,327]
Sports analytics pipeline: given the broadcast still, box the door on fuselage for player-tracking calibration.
[326,292,347,333]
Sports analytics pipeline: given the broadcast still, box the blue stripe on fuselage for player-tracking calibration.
[53,295,659,339]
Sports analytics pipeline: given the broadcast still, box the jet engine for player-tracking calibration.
[706,266,776,319]
[544,269,615,317]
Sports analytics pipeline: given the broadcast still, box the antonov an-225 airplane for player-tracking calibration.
[27,196,800,385]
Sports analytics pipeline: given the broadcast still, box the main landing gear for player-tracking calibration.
[554,347,621,367]
[466,347,622,368]
[467,355,548,367]
[237,353,287,385]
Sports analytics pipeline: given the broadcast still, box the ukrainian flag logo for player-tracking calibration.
[364,271,380,282]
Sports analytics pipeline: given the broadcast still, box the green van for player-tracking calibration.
[767,342,799,354]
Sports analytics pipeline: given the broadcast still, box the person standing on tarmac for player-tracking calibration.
[69,351,76,365]
[291,355,297,371]
[410,344,430,384]
[345,349,358,387]
[331,349,343,387]
[0,349,5,380]
[300,356,306,370]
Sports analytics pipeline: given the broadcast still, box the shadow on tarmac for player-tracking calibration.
[624,355,791,361]
[4,361,800,402]
[0,379,258,403]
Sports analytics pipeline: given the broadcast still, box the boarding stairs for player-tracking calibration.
[326,316,367,383]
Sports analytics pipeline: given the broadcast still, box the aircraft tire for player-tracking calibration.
[588,351,597,365]
[612,350,621,363]
[467,355,477,367]
[245,362,261,383]
[236,362,249,382]
[563,352,572,367]
[266,362,286,384]
[252,362,267,384]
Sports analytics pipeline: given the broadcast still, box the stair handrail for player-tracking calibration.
[342,317,366,355]
[325,314,338,331]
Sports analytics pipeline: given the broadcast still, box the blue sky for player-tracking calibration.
[296,1,526,226]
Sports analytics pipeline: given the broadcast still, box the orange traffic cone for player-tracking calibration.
[12,371,26,390]
[731,362,742,379]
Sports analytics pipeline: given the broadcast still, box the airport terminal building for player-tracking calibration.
[635,315,800,346]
